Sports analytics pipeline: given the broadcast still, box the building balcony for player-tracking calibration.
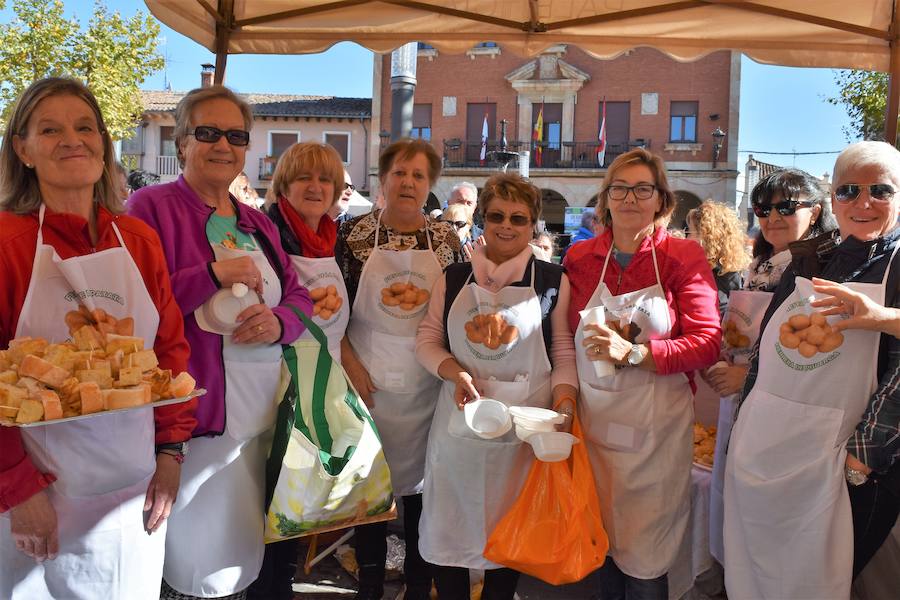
[259,156,278,181]
[156,155,180,177]
[440,139,650,170]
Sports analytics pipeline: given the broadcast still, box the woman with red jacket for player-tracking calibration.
[564,148,721,599]
[0,78,195,599]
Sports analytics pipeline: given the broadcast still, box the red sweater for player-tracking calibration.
[564,227,722,377]
[0,207,196,512]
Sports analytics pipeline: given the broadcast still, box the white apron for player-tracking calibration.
[288,254,349,363]
[0,206,163,600]
[164,242,282,597]
[574,240,694,579]
[708,289,771,563]
[345,213,443,496]
[723,248,896,600]
[420,263,553,569]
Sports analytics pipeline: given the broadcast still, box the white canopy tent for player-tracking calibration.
[144,0,900,140]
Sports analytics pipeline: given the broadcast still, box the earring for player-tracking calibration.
[25,163,33,169]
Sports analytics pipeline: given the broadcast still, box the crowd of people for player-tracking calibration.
[0,77,897,600]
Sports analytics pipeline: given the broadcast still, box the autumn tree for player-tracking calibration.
[827,70,890,142]
[0,0,164,138]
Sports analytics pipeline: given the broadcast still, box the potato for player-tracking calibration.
[484,335,502,350]
[466,328,484,343]
[312,304,322,316]
[399,302,416,311]
[798,342,818,358]
[390,282,408,294]
[400,290,416,304]
[780,332,801,349]
[796,328,809,341]
[319,309,333,320]
[725,320,737,332]
[324,295,338,310]
[736,334,750,347]
[310,287,327,301]
[810,312,827,327]
[819,331,844,353]
[326,284,337,296]
[415,289,430,305]
[380,287,392,297]
[333,296,343,310]
[805,324,826,346]
[779,323,794,335]
[383,295,401,307]
[788,314,811,330]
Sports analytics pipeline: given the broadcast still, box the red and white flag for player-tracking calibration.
[532,104,544,167]
[479,112,489,164]
[597,99,607,167]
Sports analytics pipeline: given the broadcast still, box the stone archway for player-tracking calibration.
[586,193,599,208]
[670,190,703,230]
[540,188,569,233]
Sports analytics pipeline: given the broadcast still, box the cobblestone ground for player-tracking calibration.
[288,531,600,599]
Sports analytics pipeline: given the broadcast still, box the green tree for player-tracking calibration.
[0,0,164,139]
[827,70,889,142]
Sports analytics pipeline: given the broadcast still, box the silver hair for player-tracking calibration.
[451,181,478,198]
[833,141,900,185]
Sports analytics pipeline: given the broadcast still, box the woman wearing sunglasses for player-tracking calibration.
[700,169,835,565]
[129,86,312,600]
[724,141,900,598]
[441,203,473,246]
[415,173,577,599]
[564,148,721,599]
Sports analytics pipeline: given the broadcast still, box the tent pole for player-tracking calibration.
[886,2,900,144]
[214,0,234,85]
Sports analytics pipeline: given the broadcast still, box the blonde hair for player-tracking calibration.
[687,201,751,273]
[441,203,472,225]
[596,148,676,228]
[1,77,120,214]
[833,141,900,185]
[271,142,345,207]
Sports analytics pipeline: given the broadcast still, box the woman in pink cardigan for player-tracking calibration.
[564,148,721,599]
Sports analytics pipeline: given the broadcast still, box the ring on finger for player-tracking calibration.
[256,324,263,333]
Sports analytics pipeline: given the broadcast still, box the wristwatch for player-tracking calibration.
[156,441,189,464]
[627,343,644,367]
[845,465,869,486]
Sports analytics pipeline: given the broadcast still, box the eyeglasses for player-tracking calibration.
[606,184,657,201]
[447,220,468,229]
[344,183,356,191]
[752,199,815,218]
[188,125,250,146]
[833,183,896,203]
[484,211,532,227]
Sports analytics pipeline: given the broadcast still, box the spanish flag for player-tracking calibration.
[532,103,544,167]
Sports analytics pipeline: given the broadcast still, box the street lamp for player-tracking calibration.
[711,127,726,168]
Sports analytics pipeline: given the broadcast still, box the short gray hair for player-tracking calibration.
[451,181,478,199]
[833,141,900,185]
[174,85,253,168]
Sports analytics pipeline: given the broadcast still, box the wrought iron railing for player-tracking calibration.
[156,155,180,176]
[440,139,650,169]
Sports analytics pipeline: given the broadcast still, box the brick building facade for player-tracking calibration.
[369,45,740,232]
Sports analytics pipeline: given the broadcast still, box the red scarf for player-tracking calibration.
[278,197,337,258]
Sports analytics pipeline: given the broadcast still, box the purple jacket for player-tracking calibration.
[129,176,312,436]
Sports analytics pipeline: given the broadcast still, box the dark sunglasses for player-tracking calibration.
[484,211,532,226]
[448,220,468,229]
[189,125,250,146]
[344,183,356,191]
[752,199,815,218]
[833,183,896,203]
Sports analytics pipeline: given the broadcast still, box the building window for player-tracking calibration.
[324,132,351,163]
[412,104,432,141]
[417,42,434,50]
[159,126,176,156]
[121,125,144,156]
[475,42,497,48]
[466,102,496,163]
[269,131,300,159]
[670,101,698,143]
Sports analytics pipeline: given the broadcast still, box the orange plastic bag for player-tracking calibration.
[483,417,608,585]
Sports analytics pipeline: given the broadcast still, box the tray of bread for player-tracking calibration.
[0,307,202,427]
[693,422,716,471]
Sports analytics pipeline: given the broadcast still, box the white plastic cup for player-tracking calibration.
[579,306,616,378]
[464,399,511,439]
[528,431,579,462]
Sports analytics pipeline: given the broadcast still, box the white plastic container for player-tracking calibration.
[528,431,579,462]
[195,288,257,334]
[508,406,565,425]
[579,306,616,379]
[464,399,511,439]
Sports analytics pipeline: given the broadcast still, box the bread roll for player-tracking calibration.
[104,334,144,356]
[19,354,70,388]
[78,381,103,415]
[103,386,148,410]
[15,399,43,423]
[169,372,196,398]
[34,390,63,421]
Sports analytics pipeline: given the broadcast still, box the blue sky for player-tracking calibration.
[10,1,858,192]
